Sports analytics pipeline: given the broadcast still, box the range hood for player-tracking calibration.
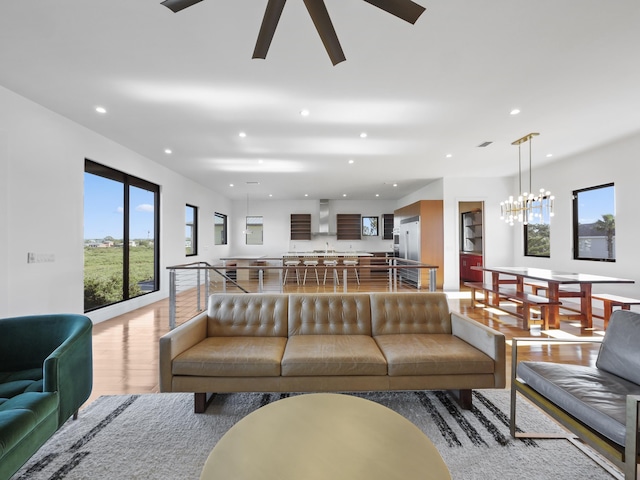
[313,199,337,236]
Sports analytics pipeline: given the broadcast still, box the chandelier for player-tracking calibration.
[500,133,554,226]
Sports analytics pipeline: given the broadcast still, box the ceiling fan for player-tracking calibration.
[160,0,426,66]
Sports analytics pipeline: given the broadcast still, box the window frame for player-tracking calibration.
[214,212,228,245]
[572,183,616,262]
[185,204,198,256]
[362,216,379,237]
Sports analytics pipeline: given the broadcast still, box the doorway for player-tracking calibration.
[458,201,484,286]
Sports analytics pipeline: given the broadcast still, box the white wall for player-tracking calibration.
[442,177,515,291]
[0,129,8,318]
[230,198,397,260]
[0,85,231,322]
[511,131,640,298]
[3,80,639,320]
[396,177,516,291]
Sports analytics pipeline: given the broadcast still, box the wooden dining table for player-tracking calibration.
[474,266,634,328]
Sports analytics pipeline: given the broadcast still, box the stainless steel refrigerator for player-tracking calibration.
[398,216,421,287]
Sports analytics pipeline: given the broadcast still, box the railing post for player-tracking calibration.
[430,267,437,292]
[196,267,202,311]
[169,269,176,330]
[205,266,210,300]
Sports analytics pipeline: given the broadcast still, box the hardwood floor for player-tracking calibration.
[86,283,605,407]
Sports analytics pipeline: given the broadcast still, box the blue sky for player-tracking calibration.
[84,173,155,240]
[578,185,615,224]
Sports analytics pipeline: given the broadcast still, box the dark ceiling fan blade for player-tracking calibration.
[302,0,346,66]
[160,0,204,13]
[362,0,426,24]
[253,0,287,60]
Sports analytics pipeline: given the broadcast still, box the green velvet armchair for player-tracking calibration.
[0,314,93,480]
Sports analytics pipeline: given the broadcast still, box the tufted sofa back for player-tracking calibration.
[288,293,372,336]
[370,292,451,335]
[207,294,288,337]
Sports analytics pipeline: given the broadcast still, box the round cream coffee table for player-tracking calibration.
[200,393,451,480]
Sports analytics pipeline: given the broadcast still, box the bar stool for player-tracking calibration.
[342,255,360,285]
[302,254,320,285]
[283,255,301,285]
[322,253,339,285]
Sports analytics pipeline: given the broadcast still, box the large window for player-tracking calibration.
[214,212,227,245]
[246,216,263,245]
[84,160,159,312]
[185,204,198,256]
[573,183,615,261]
[524,197,552,257]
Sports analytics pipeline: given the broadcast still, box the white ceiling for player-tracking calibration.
[1,1,639,200]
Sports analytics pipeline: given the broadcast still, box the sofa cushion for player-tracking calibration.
[172,337,287,377]
[370,292,452,336]
[375,334,494,376]
[0,368,44,402]
[517,361,640,446]
[288,294,372,336]
[281,335,387,376]
[207,294,288,337]
[596,309,640,385]
[0,392,58,456]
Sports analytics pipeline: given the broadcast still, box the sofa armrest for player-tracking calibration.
[42,315,93,426]
[159,311,208,392]
[451,312,506,388]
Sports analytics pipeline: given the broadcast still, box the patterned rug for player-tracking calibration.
[12,390,620,479]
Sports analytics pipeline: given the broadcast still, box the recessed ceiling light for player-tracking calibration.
[95,106,107,114]
[300,109,310,117]
[393,183,398,187]
[375,194,380,197]
[446,153,452,158]
[360,132,368,138]
[268,194,273,197]
[164,149,172,154]
[510,109,521,115]
[546,153,553,158]
[229,184,234,187]
[304,194,309,197]
[348,159,354,164]
[239,132,247,138]
[258,159,264,164]
[343,193,347,197]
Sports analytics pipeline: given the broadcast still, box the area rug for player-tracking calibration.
[13,390,619,480]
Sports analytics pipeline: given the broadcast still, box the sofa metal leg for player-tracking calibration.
[625,395,639,480]
[449,389,472,410]
[73,411,79,421]
[195,392,215,413]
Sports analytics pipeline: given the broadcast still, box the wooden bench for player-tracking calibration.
[464,282,561,329]
[591,293,640,329]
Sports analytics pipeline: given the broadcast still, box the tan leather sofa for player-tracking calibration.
[159,292,506,413]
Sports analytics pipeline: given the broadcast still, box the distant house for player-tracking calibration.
[577,223,615,259]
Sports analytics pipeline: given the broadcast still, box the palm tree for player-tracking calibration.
[595,214,615,259]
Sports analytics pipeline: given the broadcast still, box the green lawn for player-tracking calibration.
[84,246,155,310]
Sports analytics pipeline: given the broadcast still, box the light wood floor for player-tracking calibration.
[86,283,605,407]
